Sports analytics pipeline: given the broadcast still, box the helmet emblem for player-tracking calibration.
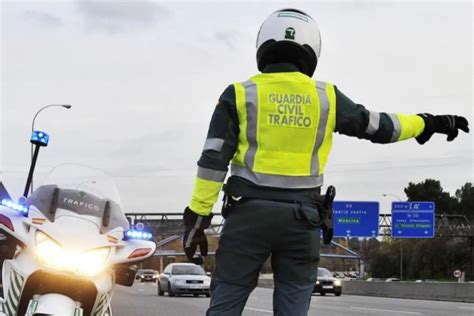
[78,191,87,198]
[285,27,295,40]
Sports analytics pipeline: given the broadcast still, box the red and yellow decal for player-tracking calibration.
[107,235,118,244]
[32,218,46,225]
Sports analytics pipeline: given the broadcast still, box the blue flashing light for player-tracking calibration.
[31,130,49,146]
[125,230,153,240]
[1,199,29,216]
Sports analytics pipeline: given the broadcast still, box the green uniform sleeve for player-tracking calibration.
[189,85,239,215]
[335,87,425,143]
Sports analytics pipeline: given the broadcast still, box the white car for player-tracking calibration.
[158,263,211,297]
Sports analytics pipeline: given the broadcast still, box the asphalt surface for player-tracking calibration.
[111,282,474,316]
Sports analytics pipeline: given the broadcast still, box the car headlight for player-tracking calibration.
[35,231,109,277]
[334,280,342,286]
[316,281,320,285]
[173,279,186,285]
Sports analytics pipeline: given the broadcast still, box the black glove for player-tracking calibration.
[416,114,469,144]
[182,207,213,265]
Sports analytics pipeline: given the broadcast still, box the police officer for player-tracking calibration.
[182,8,469,316]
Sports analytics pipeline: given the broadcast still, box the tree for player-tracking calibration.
[404,179,458,214]
[365,180,474,281]
[455,182,474,223]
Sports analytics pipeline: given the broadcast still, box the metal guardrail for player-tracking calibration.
[125,212,361,260]
[125,212,473,263]
[155,235,181,247]
[126,212,473,239]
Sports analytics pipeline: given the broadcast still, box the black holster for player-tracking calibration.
[321,186,336,245]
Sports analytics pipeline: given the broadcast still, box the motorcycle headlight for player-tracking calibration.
[35,231,109,277]
[36,231,63,268]
[76,247,110,277]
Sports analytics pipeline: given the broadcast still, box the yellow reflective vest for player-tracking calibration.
[190,72,336,215]
[231,72,336,188]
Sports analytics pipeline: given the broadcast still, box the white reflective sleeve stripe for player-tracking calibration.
[365,111,381,135]
[197,166,227,183]
[185,216,203,248]
[447,116,455,130]
[203,138,225,152]
[388,113,401,142]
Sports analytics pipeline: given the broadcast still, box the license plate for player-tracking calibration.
[26,299,82,316]
[189,284,203,289]
[323,286,333,289]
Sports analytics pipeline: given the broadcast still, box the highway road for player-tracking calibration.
[112,282,474,316]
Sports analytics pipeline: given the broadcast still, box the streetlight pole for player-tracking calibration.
[30,104,72,194]
[382,193,404,280]
[382,193,403,201]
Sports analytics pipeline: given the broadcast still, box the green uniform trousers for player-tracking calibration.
[207,199,321,316]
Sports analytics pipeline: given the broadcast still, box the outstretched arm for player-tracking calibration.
[334,87,469,144]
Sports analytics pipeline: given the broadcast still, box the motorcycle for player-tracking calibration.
[0,164,156,315]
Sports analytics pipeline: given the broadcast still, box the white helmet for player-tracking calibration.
[256,9,321,77]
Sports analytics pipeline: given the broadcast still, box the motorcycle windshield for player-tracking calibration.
[27,164,129,232]
[41,163,121,204]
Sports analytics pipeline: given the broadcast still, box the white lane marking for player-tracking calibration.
[138,289,144,292]
[351,306,422,315]
[244,307,273,314]
[459,306,474,310]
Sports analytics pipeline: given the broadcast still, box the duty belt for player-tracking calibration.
[222,176,335,245]
[223,177,322,205]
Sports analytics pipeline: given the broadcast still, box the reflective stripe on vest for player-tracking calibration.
[231,73,336,189]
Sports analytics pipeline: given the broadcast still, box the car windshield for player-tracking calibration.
[142,270,156,275]
[317,268,332,277]
[172,265,206,275]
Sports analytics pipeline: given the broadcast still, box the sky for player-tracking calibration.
[1,0,472,215]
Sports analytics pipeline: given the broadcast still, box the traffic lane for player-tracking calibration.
[112,283,474,316]
[111,282,264,316]
[111,282,210,316]
[311,294,473,316]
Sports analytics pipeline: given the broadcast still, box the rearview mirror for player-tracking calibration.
[114,265,138,287]
[0,237,16,260]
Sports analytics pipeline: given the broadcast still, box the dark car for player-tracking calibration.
[313,267,342,296]
[136,269,159,282]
